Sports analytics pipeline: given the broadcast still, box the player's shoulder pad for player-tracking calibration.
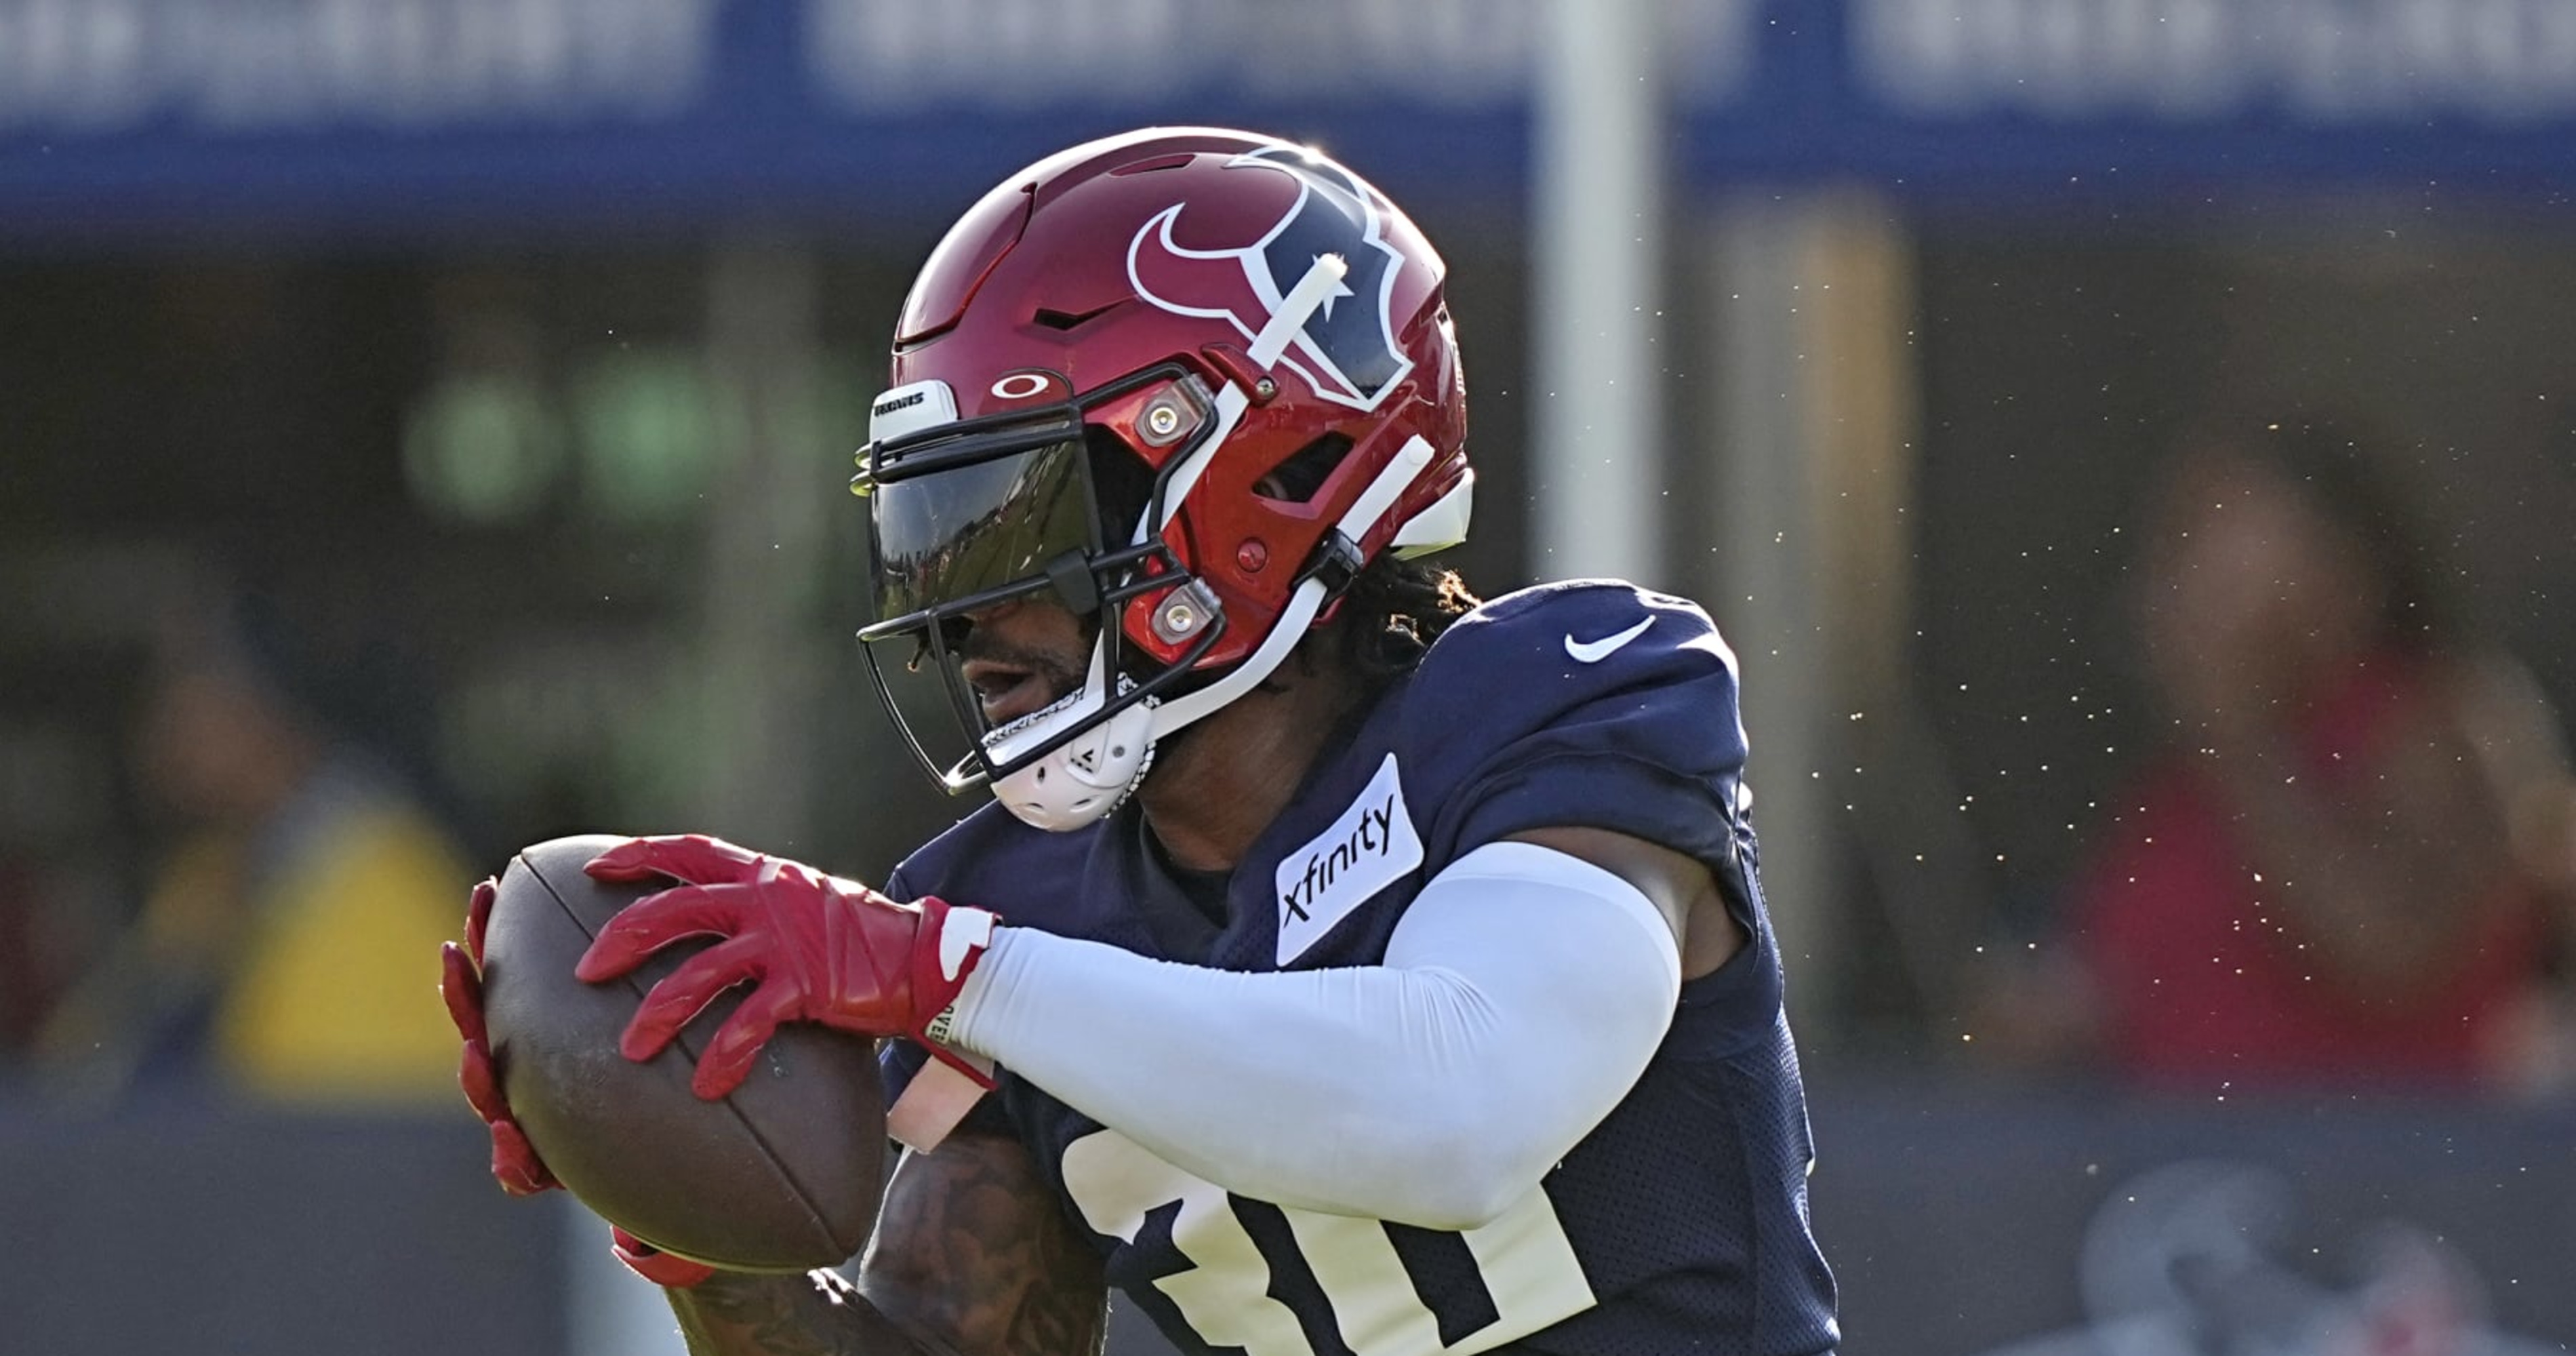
[1425,577,1740,690]
[1393,578,1749,772]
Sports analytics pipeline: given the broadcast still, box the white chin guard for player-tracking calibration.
[982,567,1344,832]
[985,647,1157,832]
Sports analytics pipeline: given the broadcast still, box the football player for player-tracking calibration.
[443,126,1839,1355]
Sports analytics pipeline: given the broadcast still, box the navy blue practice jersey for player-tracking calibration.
[883,580,1838,1356]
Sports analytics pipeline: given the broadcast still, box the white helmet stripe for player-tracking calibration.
[1152,250,1351,539]
[1150,432,1437,740]
[1149,576,1331,738]
[1150,381,1245,540]
[1249,252,1350,367]
[1334,433,1435,542]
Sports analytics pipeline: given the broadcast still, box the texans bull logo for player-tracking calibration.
[1125,146,1413,412]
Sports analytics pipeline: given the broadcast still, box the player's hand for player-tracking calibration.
[441,877,561,1197]
[578,835,998,1099]
[609,1226,716,1289]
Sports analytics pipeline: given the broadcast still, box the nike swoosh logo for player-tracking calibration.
[1564,617,1653,663]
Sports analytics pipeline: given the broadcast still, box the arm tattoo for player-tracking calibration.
[672,1269,930,1356]
[666,1132,1107,1356]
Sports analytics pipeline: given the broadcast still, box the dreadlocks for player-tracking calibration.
[1333,554,1481,684]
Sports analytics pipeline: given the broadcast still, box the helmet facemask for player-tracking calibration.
[855,363,1232,827]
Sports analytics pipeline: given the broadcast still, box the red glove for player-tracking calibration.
[441,877,560,1197]
[610,1227,716,1289]
[578,834,998,1100]
[445,879,719,1291]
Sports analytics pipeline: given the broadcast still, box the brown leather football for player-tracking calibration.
[477,833,887,1271]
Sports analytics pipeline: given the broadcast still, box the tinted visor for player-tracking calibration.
[870,435,1100,623]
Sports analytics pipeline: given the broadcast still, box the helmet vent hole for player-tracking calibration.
[1110,153,1196,176]
[1254,434,1354,506]
[1033,302,1118,332]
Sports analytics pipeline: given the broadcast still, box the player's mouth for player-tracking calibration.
[963,658,1055,726]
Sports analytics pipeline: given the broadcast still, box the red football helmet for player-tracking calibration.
[853,126,1472,830]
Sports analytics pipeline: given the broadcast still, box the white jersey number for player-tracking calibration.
[1059,1130,1595,1356]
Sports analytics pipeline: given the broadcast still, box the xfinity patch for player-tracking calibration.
[1274,753,1422,964]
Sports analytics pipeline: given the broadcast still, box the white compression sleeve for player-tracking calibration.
[940,841,1682,1229]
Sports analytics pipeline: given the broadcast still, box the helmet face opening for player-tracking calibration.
[856,366,1226,793]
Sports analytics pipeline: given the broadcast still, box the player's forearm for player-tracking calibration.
[664,1130,1110,1356]
[666,1234,1107,1356]
[668,1270,940,1356]
[945,843,1680,1229]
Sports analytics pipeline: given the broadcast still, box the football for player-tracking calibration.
[477,833,887,1271]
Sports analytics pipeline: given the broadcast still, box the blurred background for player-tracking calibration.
[6,1,2576,1352]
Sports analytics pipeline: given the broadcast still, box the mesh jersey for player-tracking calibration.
[883,581,1839,1356]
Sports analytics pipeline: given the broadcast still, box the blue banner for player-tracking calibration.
[3,0,2573,238]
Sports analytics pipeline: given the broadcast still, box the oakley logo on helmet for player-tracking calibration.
[989,371,1067,401]
[1126,146,1414,412]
